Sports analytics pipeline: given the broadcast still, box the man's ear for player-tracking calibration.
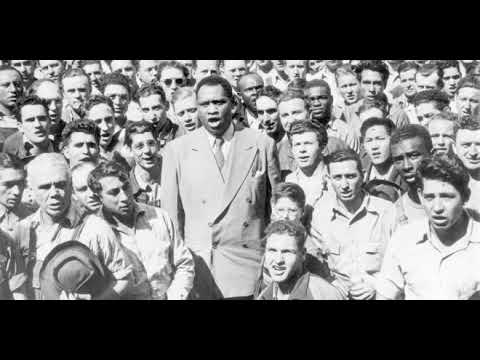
[417,187,425,207]
[62,145,70,160]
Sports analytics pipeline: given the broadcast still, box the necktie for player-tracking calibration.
[213,137,225,172]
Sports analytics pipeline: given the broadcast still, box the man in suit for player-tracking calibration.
[161,75,281,299]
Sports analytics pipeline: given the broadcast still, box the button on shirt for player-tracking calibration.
[377,212,480,300]
[105,203,194,300]
[204,123,235,162]
[310,192,397,298]
[15,205,132,299]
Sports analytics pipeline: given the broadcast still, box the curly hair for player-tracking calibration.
[124,120,157,148]
[417,154,471,202]
[195,75,234,101]
[85,95,114,113]
[263,219,308,250]
[98,72,132,98]
[355,60,390,85]
[61,119,100,149]
[390,124,433,153]
[88,160,130,195]
[412,90,450,110]
[287,120,328,149]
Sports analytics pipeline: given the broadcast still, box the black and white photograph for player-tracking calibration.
[0,59,479,301]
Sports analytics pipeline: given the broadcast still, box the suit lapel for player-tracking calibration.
[214,128,258,221]
[191,129,225,191]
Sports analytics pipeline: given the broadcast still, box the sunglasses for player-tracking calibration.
[163,78,184,87]
[257,109,277,115]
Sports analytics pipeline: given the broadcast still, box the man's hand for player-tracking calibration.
[59,290,92,300]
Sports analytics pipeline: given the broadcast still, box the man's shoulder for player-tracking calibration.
[308,273,343,300]
[3,131,22,152]
[368,194,396,212]
[137,202,172,223]
[82,214,116,235]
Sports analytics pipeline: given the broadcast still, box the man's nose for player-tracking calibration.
[469,144,479,155]
[403,157,413,170]
[432,198,444,213]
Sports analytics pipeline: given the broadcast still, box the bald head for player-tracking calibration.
[27,153,70,186]
[238,73,264,112]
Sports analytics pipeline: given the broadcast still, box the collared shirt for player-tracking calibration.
[310,192,397,298]
[325,117,360,153]
[130,165,162,208]
[3,131,54,162]
[103,202,194,300]
[61,103,84,124]
[394,192,427,226]
[285,162,331,208]
[203,122,235,161]
[465,177,480,216]
[368,164,395,182]
[377,212,480,300]
[245,109,262,131]
[15,205,132,299]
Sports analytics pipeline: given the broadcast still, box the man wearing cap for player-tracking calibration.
[89,161,194,300]
[12,153,132,300]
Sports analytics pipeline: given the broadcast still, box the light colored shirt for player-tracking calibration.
[245,109,261,131]
[368,164,395,182]
[394,192,427,226]
[310,192,397,298]
[327,118,360,153]
[377,212,480,300]
[204,122,235,161]
[105,202,194,300]
[465,177,480,216]
[285,162,331,208]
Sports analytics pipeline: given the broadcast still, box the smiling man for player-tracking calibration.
[391,124,433,225]
[161,75,281,299]
[257,219,342,300]
[309,149,397,300]
[125,121,162,208]
[377,154,480,300]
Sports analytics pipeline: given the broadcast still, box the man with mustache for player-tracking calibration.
[309,149,397,300]
[61,68,91,124]
[238,73,264,131]
[455,115,480,216]
[455,75,480,120]
[391,124,433,225]
[125,121,162,208]
[161,75,281,299]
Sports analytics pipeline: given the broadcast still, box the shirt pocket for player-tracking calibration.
[362,242,383,273]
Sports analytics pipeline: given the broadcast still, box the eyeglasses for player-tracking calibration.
[163,78,184,87]
[257,109,277,115]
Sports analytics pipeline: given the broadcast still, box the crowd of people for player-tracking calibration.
[0,59,479,300]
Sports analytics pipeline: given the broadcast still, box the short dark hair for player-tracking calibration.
[412,90,450,110]
[0,152,24,173]
[360,117,396,141]
[358,93,389,116]
[61,119,100,149]
[457,75,480,93]
[256,85,282,104]
[17,95,48,120]
[397,61,419,75]
[264,220,308,250]
[88,161,130,195]
[390,124,433,153]
[288,78,308,95]
[326,149,363,174]
[99,72,132,98]
[125,120,156,148]
[272,182,306,210]
[288,120,328,149]
[438,60,460,74]
[417,63,444,89]
[195,75,233,101]
[158,60,189,80]
[418,154,471,203]
[458,114,480,132]
[60,68,91,90]
[356,61,390,85]
[137,83,167,106]
[305,79,331,95]
[85,95,114,114]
